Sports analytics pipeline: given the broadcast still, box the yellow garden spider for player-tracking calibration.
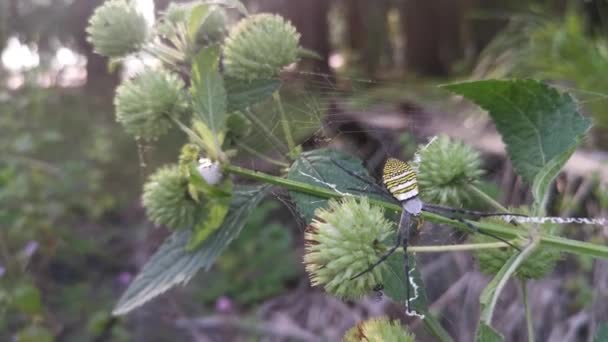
[330,157,526,314]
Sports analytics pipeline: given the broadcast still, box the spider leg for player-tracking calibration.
[401,217,412,312]
[329,159,392,199]
[455,217,520,251]
[350,240,400,280]
[423,203,527,220]
[344,187,398,205]
[351,209,414,311]
[422,205,521,250]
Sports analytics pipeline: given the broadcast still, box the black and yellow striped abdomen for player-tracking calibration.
[382,158,419,202]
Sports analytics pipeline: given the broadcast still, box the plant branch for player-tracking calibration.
[406,241,513,253]
[167,115,207,148]
[467,183,508,212]
[273,92,297,156]
[224,164,608,259]
[522,279,535,342]
[480,236,539,325]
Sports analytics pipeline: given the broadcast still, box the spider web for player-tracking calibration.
[231,69,608,238]
[232,71,431,170]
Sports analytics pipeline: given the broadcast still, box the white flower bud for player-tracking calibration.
[197,158,222,185]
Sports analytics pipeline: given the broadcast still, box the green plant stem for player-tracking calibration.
[143,44,184,64]
[467,184,508,212]
[273,92,296,156]
[481,237,539,325]
[224,164,401,211]
[521,279,535,342]
[406,241,513,253]
[168,115,207,148]
[223,164,608,259]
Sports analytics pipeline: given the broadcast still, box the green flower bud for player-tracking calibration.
[156,3,188,38]
[157,3,226,48]
[179,143,201,178]
[223,14,300,80]
[472,214,562,279]
[86,0,149,58]
[195,8,227,47]
[142,165,199,229]
[114,69,187,140]
[343,317,415,342]
[304,197,393,300]
[417,135,483,206]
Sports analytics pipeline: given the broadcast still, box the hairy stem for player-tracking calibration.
[224,164,401,210]
[168,116,209,150]
[521,279,535,342]
[481,237,538,325]
[406,241,514,253]
[467,184,508,212]
[273,92,297,156]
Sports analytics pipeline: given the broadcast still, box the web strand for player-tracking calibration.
[501,216,607,226]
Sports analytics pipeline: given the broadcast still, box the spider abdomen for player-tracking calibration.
[382,158,419,202]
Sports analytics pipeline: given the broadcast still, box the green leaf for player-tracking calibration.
[594,323,608,342]
[382,255,452,342]
[186,166,234,250]
[191,46,227,150]
[531,143,577,215]
[225,77,281,112]
[479,240,539,330]
[286,148,382,223]
[442,79,591,185]
[476,323,504,342]
[382,254,427,316]
[187,187,233,250]
[187,4,210,42]
[112,185,269,315]
[206,0,248,16]
[191,119,224,160]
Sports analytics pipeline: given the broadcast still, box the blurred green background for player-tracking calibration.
[1,0,608,340]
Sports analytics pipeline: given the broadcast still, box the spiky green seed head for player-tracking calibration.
[86,0,149,58]
[223,14,300,80]
[472,213,562,279]
[343,317,415,342]
[304,197,393,300]
[114,69,187,140]
[417,135,483,206]
[142,165,199,229]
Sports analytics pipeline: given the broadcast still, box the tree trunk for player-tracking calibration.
[399,0,465,76]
